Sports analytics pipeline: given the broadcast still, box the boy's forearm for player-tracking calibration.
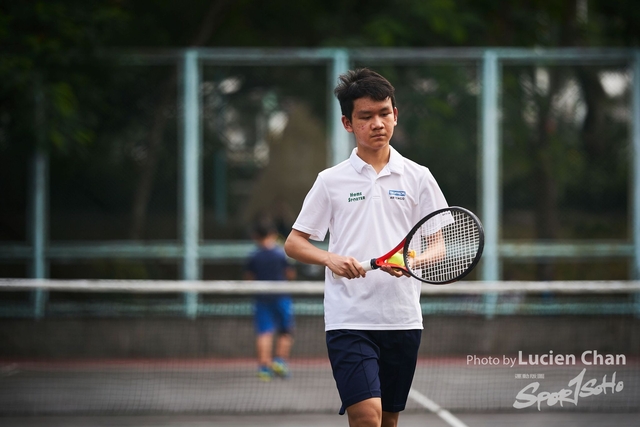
[285,229,367,279]
[284,230,330,267]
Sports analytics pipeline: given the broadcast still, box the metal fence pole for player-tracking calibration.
[480,50,501,317]
[30,151,48,318]
[480,50,501,281]
[31,79,48,319]
[328,49,351,166]
[181,49,201,318]
[632,51,640,280]
[631,51,640,316]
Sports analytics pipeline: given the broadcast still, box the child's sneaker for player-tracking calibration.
[271,358,290,378]
[258,365,272,382]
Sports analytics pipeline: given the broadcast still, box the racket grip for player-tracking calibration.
[331,259,375,279]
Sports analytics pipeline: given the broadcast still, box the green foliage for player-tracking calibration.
[0,1,128,154]
[2,0,638,155]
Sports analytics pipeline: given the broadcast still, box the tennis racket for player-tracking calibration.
[334,206,484,284]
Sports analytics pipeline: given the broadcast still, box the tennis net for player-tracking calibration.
[0,279,638,415]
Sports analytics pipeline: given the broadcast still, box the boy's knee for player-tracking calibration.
[346,398,382,427]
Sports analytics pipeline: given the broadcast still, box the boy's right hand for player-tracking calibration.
[327,253,367,279]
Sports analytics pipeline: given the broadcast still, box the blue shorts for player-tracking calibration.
[326,329,421,415]
[254,296,294,335]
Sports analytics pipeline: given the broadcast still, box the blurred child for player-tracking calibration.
[244,216,296,381]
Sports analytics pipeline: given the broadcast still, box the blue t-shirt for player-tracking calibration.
[246,245,292,303]
[246,245,290,281]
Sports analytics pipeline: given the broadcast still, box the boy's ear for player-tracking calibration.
[341,116,354,133]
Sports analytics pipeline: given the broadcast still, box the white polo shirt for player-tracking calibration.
[292,146,449,331]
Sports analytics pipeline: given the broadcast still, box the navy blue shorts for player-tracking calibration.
[326,329,421,415]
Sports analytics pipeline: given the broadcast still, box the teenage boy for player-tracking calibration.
[284,68,449,427]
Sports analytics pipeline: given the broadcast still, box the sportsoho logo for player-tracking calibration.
[467,351,627,410]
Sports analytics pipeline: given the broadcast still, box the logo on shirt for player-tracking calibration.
[389,190,406,200]
[348,191,366,203]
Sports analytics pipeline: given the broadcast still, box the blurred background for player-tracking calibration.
[1,2,640,425]
[1,0,639,282]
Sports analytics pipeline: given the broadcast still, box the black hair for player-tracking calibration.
[333,68,396,121]
[251,215,277,239]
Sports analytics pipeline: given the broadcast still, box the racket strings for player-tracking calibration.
[406,210,481,283]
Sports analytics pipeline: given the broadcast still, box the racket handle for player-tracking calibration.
[331,259,375,279]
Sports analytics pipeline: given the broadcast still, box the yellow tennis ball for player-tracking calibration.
[388,253,405,266]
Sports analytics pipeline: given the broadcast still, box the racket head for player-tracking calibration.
[403,206,484,284]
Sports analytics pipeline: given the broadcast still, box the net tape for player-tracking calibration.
[3,279,640,294]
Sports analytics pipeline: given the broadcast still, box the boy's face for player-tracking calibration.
[342,96,398,152]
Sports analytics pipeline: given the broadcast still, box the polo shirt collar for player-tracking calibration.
[349,145,405,175]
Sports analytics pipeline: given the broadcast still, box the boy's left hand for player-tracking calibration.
[380,265,410,278]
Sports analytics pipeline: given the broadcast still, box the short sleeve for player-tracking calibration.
[292,175,331,242]
[420,168,449,218]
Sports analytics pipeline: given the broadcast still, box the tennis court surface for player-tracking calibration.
[1,279,639,427]
[2,413,640,427]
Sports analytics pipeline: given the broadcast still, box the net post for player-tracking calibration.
[181,49,202,318]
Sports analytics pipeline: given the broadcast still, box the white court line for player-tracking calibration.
[408,388,469,427]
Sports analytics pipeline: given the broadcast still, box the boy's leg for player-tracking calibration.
[272,333,293,377]
[337,329,420,426]
[381,411,400,427]
[344,399,400,427]
[254,299,275,380]
[345,398,382,427]
[378,330,422,421]
[326,330,383,419]
[274,332,293,360]
[256,332,274,381]
[256,332,274,367]
[272,296,294,377]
